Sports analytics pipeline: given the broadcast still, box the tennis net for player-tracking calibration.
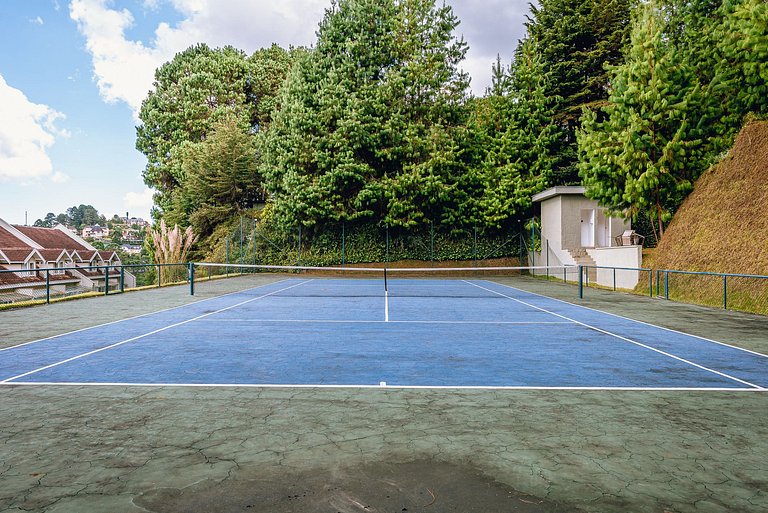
[190,262,580,298]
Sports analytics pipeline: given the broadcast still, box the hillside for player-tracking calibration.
[648,120,768,275]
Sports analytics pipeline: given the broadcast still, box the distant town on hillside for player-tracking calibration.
[30,205,149,257]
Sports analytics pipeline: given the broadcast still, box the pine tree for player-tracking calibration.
[474,39,559,229]
[578,0,707,242]
[261,0,470,230]
[526,0,633,184]
[717,0,768,118]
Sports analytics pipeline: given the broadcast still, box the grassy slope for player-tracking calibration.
[643,120,768,312]
[648,120,768,273]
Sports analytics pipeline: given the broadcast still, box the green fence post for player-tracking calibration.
[664,271,669,300]
[104,264,109,296]
[430,222,435,266]
[45,269,50,304]
[578,265,584,298]
[649,269,653,298]
[189,263,195,296]
[723,275,727,310]
[297,225,302,267]
[157,264,161,287]
[120,266,125,293]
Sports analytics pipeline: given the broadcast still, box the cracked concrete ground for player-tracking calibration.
[0,275,766,512]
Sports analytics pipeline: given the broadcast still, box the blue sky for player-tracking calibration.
[0,0,529,226]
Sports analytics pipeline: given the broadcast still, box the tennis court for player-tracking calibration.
[2,273,765,389]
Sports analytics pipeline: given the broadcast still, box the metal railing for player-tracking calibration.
[655,269,768,313]
[578,265,654,298]
[0,263,191,308]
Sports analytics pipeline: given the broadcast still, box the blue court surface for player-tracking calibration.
[1,278,766,390]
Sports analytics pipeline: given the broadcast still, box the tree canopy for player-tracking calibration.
[260,0,471,230]
[133,0,767,256]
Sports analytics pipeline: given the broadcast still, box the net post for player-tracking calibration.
[341,221,345,266]
[104,264,109,296]
[384,225,389,293]
[613,267,616,291]
[189,262,195,296]
[664,271,669,300]
[45,269,50,304]
[120,266,125,293]
[578,265,584,298]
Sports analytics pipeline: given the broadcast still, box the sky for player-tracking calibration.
[0,0,530,226]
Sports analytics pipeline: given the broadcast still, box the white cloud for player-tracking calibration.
[124,187,155,210]
[69,0,327,118]
[31,16,44,25]
[0,74,68,182]
[69,0,528,117]
[51,171,71,183]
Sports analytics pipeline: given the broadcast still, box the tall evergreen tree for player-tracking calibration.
[262,0,470,230]
[578,0,707,241]
[526,0,633,183]
[181,116,262,239]
[136,44,294,225]
[717,0,768,118]
[473,39,559,228]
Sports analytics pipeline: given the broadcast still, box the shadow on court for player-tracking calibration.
[0,274,766,513]
[136,460,573,513]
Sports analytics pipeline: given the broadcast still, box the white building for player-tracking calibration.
[531,186,644,289]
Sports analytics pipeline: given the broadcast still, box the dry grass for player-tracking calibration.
[643,121,768,313]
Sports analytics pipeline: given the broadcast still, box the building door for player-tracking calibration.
[580,209,594,247]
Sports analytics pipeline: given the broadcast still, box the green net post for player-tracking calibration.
[723,275,727,310]
[45,269,50,304]
[342,222,346,266]
[104,264,109,296]
[664,271,669,300]
[578,265,584,298]
[120,266,125,293]
[189,263,195,296]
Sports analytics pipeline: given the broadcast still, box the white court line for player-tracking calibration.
[0,381,763,392]
[1,280,313,384]
[487,279,768,359]
[195,319,572,324]
[464,280,765,390]
[0,277,293,352]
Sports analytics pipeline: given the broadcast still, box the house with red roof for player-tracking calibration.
[0,218,135,304]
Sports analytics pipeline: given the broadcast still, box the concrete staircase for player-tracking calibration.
[566,248,597,282]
